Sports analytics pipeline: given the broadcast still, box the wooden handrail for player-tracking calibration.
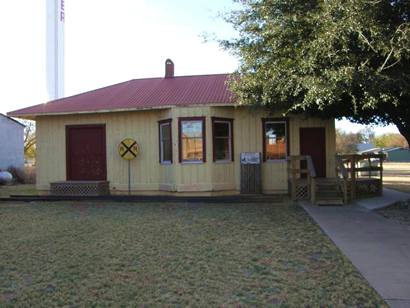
[306,156,316,178]
[337,153,385,160]
[288,153,384,204]
[286,155,317,178]
[345,167,383,172]
[336,153,385,201]
[335,156,348,179]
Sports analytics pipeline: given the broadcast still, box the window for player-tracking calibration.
[263,119,287,161]
[159,119,172,164]
[212,118,233,162]
[179,117,206,162]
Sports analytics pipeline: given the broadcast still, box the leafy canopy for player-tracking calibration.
[222,0,410,140]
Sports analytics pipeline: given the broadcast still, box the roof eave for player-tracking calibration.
[8,102,235,119]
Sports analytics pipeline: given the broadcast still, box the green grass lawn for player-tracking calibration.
[0,201,385,306]
[0,184,37,197]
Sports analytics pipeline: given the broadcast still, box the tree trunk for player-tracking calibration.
[393,119,410,148]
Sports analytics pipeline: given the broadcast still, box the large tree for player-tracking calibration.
[22,120,36,160]
[222,0,410,143]
[336,129,361,153]
[374,133,409,148]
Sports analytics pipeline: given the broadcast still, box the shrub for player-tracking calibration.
[7,167,26,184]
[0,171,12,185]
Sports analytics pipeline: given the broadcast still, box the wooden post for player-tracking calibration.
[351,156,356,200]
[368,157,371,179]
[335,163,338,179]
[291,164,297,201]
[343,180,348,204]
[336,155,350,204]
[311,177,316,204]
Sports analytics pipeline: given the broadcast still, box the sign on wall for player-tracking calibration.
[240,152,261,165]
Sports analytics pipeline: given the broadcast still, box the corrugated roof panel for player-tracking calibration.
[8,74,234,117]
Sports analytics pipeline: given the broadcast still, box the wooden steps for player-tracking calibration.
[315,178,344,206]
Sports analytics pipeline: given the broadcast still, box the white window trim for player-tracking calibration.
[159,122,172,164]
[214,120,232,162]
[264,120,287,162]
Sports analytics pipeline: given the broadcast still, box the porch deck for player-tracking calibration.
[288,153,384,205]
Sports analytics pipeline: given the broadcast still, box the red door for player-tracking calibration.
[300,127,326,177]
[66,125,107,181]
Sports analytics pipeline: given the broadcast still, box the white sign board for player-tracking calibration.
[240,152,261,165]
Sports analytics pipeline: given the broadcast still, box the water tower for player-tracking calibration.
[46,0,65,100]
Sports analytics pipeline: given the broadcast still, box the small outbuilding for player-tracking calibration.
[358,147,410,162]
[0,113,25,171]
[8,60,337,195]
[384,147,410,162]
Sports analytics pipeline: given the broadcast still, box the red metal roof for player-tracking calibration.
[8,74,234,118]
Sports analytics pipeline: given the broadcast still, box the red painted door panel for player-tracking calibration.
[300,127,326,178]
[66,125,107,181]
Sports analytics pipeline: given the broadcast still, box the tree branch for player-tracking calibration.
[379,47,395,72]
[357,31,377,53]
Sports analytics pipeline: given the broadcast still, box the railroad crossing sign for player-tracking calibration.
[118,138,139,160]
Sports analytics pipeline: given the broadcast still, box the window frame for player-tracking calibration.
[262,118,289,162]
[178,117,206,163]
[158,119,173,164]
[212,117,234,163]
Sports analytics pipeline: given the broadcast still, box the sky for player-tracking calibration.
[0,0,399,136]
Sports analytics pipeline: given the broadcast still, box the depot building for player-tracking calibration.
[8,60,336,195]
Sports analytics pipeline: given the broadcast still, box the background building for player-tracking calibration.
[0,114,24,170]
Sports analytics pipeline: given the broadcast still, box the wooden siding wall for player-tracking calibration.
[289,115,336,178]
[35,107,335,194]
[234,109,288,192]
[37,109,171,192]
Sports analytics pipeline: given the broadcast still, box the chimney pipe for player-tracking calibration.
[165,59,174,78]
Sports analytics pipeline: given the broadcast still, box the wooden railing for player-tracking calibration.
[336,153,385,200]
[287,155,316,203]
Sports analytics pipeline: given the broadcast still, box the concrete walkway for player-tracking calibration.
[356,188,410,211]
[301,189,410,308]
